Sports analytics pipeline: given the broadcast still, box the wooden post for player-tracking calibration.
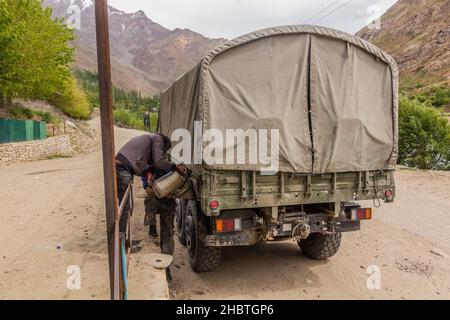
[94,0,121,300]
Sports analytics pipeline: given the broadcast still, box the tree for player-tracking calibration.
[3,0,74,101]
[398,95,450,170]
[0,0,19,107]
[0,0,90,118]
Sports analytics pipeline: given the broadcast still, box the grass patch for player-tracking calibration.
[113,108,155,131]
[44,153,72,160]
[7,104,60,124]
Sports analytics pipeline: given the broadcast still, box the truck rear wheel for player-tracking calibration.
[186,201,222,272]
[175,200,187,246]
[298,232,342,260]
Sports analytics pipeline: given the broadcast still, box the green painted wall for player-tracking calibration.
[0,119,47,144]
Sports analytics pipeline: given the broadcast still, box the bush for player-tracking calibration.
[398,95,450,170]
[432,87,450,108]
[50,77,92,119]
[113,108,145,130]
[9,105,35,119]
[408,85,450,108]
[6,104,59,124]
[113,107,159,131]
[34,110,60,124]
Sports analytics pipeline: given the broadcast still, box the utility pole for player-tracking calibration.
[94,0,121,300]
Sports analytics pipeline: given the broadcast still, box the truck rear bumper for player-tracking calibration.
[205,216,361,247]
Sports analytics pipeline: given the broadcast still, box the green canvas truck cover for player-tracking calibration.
[159,25,399,174]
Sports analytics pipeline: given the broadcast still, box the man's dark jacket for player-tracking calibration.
[116,134,174,176]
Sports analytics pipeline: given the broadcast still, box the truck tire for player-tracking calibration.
[298,232,342,260]
[175,199,187,246]
[186,201,222,272]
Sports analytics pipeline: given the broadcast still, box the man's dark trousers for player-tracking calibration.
[116,166,133,233]
[145,197,176,255]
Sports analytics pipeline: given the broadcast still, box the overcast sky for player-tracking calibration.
[108,0,398,39]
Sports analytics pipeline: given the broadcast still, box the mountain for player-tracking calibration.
[43,0,224,95]
[357,0,450,89]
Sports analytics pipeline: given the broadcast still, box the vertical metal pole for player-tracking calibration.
[94,0,120,300]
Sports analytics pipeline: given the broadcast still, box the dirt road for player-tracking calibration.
[171,169,450,300]
[0,119,162,299]
[1,122,449,299]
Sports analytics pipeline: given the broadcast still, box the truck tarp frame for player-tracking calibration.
[160,25,399,174]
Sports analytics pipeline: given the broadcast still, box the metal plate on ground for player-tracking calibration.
[147,253,173,269]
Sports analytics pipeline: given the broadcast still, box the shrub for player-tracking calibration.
[432,87,450,108]
[34,110,60,124]
[407,85,450,108]
[9,105,35,119]
[398,95,450,170]
[50,77,92,119]
[113,108,145,131]
[6,104,59,124]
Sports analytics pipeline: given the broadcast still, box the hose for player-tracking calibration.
[121,237,129,300]
[373,171,382,208]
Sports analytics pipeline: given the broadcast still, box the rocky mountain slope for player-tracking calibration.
[44,0,223,95]
[357,0,449,89]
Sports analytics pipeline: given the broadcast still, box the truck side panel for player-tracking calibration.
[198,170,395,215]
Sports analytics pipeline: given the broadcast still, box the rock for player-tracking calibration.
[64,120,76,128]
[356,0,450,86]
[0,135,72,163]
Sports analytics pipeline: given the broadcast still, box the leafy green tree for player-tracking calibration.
[74,69,160,128]
[0,0,19,107]
[4,0,74,101]
[398,95,450,170]
[0,0,91,119]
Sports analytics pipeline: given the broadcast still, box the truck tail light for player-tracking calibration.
[209,200,219,210]
[385,189,393,198]
[216,218,241,233]
[356,208,372,220]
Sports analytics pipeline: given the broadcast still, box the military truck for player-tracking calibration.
[159,25,398,272]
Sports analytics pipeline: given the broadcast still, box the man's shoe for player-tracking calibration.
[149,225,158,238]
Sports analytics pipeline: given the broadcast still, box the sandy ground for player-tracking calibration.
[0,118,164,300]
[0,120,449,300]
[170,169,450,300]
